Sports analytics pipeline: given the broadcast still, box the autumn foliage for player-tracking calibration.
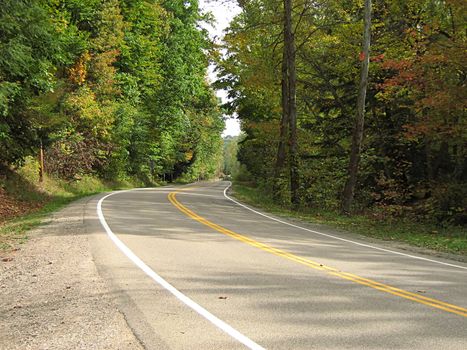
[219,0,466,224]
[0,0,223,186]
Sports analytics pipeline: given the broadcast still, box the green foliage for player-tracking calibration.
[220,0,466,226]
[0,0,224,186]
[0,0,60,163]
[223,135,241,176]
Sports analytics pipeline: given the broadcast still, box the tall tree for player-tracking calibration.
[217,0,466,224]
[273,0,299,207]
[273,8,290,201]
[1,0,224,185]
[341,0,372,214]
[284,0,299,207]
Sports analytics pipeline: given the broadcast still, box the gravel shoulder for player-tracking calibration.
[0,195,143,350]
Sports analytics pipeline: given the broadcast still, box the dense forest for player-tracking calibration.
[1,0,465,226]
[219,0,466,225]
[0,0,223,184]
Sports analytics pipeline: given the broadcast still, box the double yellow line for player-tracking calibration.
[168,190,467,318]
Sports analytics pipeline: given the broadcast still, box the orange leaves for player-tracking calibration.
[402,117,461,142]
[380,58,412,72]
[378,38,465,143]
[68,52,91,85]
[358,52,384,62]
[358,51,366,61]
[371,53,385,62]
[68,49,121,96]
[402,123,431,141]
[378,59,416,91]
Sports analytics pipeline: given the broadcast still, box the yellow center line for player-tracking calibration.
[168,190,467,318]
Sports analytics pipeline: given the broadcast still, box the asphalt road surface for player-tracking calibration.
[86,181,467,349]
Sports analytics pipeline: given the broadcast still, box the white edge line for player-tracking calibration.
[223,182,467,271]
[97,190,265,350]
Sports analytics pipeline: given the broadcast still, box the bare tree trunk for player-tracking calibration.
[341,0,372,214]
[284,0,299,208]
[273,49,290,200]
[274,0,299,207]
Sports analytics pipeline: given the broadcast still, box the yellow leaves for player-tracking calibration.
[67,52,91,86]
[88,50,121,97]
[62,86,114,139]
[185,151,194,161]
[93,0,125,52]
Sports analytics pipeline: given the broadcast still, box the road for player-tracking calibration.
[86,181,467,349]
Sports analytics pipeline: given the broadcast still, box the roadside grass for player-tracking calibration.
[0,159,146,252]
[231,182,467,257]
[1,197,82,251]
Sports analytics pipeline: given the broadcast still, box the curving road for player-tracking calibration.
[86,181,467,349]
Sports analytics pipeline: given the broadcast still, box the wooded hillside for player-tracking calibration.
[0,0,223,184]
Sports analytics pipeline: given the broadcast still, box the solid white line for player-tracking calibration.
[223,182,467,271]
[97,190,265,350]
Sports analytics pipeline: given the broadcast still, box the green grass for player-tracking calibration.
[231,182,467,258]
[0,159,148,252]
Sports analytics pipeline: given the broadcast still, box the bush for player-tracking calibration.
[430,183,467,225]
[233,164,253,183]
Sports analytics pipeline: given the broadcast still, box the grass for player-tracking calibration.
[0,197,83,251]
[231,182,467,258]
[0,159,148,252]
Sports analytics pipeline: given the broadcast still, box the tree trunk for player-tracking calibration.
[274,0,299,207]
[283,0,299,208]
[273,48,290,200]
[425,139,433,181]
[341,0,372,214]
[39,139,44,183]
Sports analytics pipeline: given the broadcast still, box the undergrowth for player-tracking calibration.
[0,158,148,251]
[231,182,467,257]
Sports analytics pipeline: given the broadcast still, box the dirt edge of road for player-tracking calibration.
[0,195,143,350]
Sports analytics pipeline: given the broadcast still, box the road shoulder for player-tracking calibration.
[227,184,467,264]
[0,195,143,350]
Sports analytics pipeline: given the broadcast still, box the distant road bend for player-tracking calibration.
[92,181,467,349]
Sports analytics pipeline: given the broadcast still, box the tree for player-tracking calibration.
[341,0,372,214]
[283,0,299,207]
[219,0,465,224]
[1,0,224,185]
[0,0,61,165]
[274,0,298,206]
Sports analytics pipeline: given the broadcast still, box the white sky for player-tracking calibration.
[199,0,241,137]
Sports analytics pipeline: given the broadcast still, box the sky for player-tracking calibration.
[199,0,242,137]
